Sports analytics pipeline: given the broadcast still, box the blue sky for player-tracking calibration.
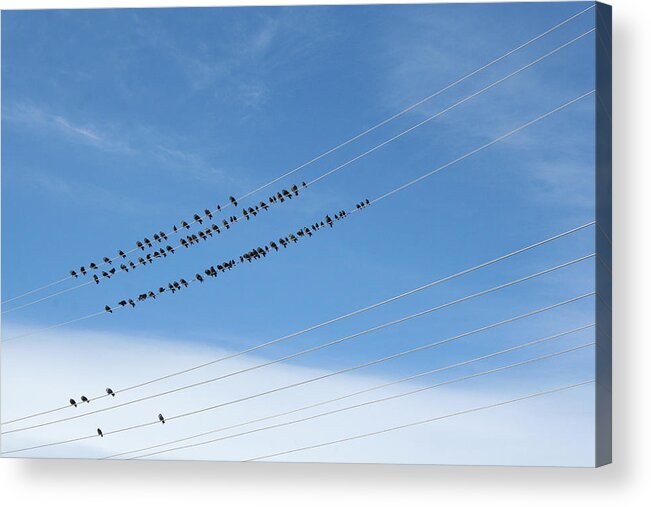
[1,3,600,465]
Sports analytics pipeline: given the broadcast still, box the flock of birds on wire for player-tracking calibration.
[103,201,370,314]
[68,183,310,284]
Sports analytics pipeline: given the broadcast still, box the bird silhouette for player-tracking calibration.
[229,196,238,207]
[106,388,115,396]
[291,184,299,196]
[118,300,127,307]
[136,241,144,250]
[128,299,136,308]
[103,256,112,265]
[81,396,89,403]
[93,274,100,284]
[153,233,161,242]
[118,250,126,258]
[120,264,129,273]
[182,221,190,230]
[80,266,87,276]
[194,213,203,224]
[70,270,78,278]
[158,413,166,424]
[166,245,175,254]
[195,274,204,283]
[104,305,112,313]
[69,398,77,407]
[89,262,98,270]
[97,428,103,437]
[205,209,213,220]
[144,238,152,248]
[160,231,168,241]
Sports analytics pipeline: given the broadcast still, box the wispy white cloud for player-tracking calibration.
[1,326,595,465]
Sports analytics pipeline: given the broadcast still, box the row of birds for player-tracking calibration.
[68,182,309,282]
[102,202,369,314]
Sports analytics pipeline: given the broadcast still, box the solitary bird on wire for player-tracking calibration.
[80,396,89,403]
[158,413,166,424]
[97,428,103,438]
[69,398,77,407]
[106,388,115,397]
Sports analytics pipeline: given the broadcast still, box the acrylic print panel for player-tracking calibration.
[0,2,611,467]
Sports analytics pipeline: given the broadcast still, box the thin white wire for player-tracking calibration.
[102,324,594,459]
[128,342,594,460]
[1,256,594,436]
[1,28,594,316]
[1,221,594,426]
[245,380,595,462]
[1,305,595,455]
[0,5,595,306]
[0,87,594,347]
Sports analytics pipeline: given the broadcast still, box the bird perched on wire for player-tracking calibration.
[194,213,203,225]
[80,396,89,403]
[118,300,127,307]
[195,274,204,283]
[89,262,98,270]
[144,238,153,248]
[97,428,103,438]
[158,413,166,424]
[128,299,136,308]
[93,274,100,285]
[106,388,115,397]
[69,398,77,407]
[229,196,238,207]
[136,241,144,251]
[181,220,190,230]
[204,209,213,220]
[80,266,87,276]
[103,256,112,265]
[70,270,78,278]
[118,250,126,258]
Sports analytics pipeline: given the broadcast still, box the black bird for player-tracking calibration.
[97,428,103,438]
[109,268,116,275]
[217,204,221,212]
[160,231,168,241]
[138,257,146,266]
[210,266,218,277]
[104,305,112,313]
[195,274,204,283]
[153,233,161,242]
[154,251,161,259]
[70,270,78,278]
[277,192,284,203]
[356,203,361,210]
[106,388,115,396]
[173,281,181,290]
[93,274,100,284]
[138,294,147,302]
[118,250,126,258]
[144,238,152,248]
[365,198,370,205]
[194,213,203,224]
[146,254,153,263]
[102,271,110,279]
[166,245,175,254]
[270,241,279,252]
[80,266,87,276]
[325,215,333,227]
[103,256,112,265]
[168,283,176,293]
[229,196,238,207]
[173,225,178,233]
[89,262,98,270]
[289,234,298,243]
[158,413,166,424]
[248,206,257,217]
[181,221,190,230]
[81,396,89,403]
[136,241,144,250]
[69,398,77,407]
[291,184,299,196]
[159,248,167,257]
[158,287,166,294]
[279,238,287,248]
[198,231,206,240]
[180,278,189,288]
[302,181,307,188]
[148,291,156,299]
[205,228,213,237]
[242,209,249,220]
[222,219,230,230]
[118,300,127,307]
[211,224,220,234]
[205,209,213,220]
[128,299,136,308]
[129,261,137,269]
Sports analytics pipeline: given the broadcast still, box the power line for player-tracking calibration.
[0,88,595,345]
[127,343,594,460]
[101,324,594,459]
[1,27,594,316]
[245,380,595,462]
[0,5,595,307]
[1,254,594,435]
[1,221,594,426]
[2,304,595,455]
